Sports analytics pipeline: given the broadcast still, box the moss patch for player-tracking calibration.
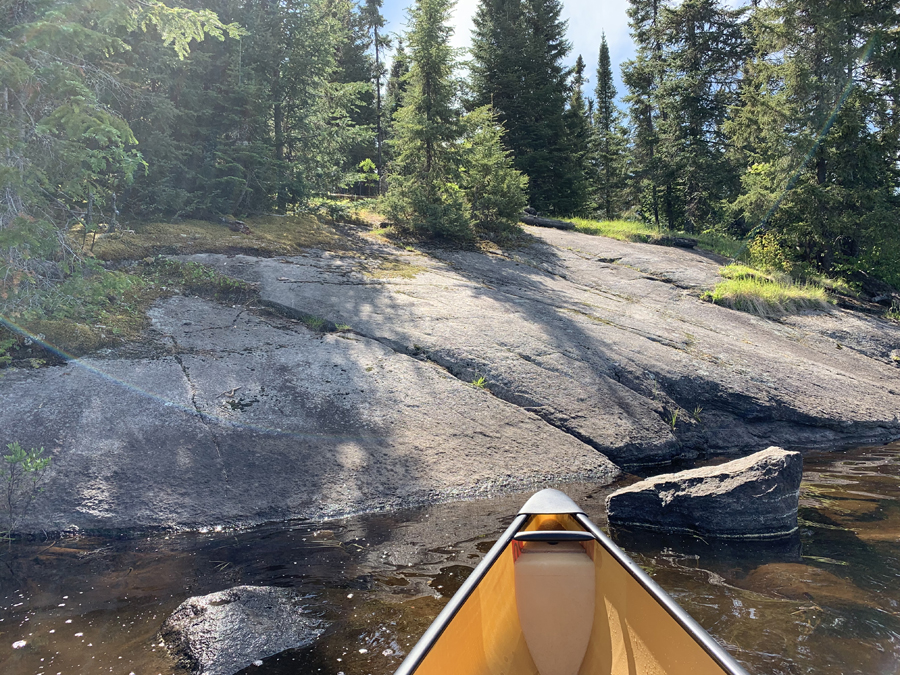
[1,259,258,362]
[88,214,347,262]
[364,260,426,280]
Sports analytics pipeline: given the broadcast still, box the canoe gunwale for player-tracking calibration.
[393,490,750,675]
[393,512,530,675]
[573,513,750,675]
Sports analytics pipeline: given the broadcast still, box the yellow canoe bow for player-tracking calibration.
[395,489,748,675]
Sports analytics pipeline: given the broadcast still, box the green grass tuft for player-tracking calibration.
[569,218,746,259]
[703,269,831,318]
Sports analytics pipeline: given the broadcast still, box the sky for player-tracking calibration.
[379,0,636,99]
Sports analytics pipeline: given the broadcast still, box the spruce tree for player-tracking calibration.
[329,0,378,179]
[622,0,665,228]
[362,0,390,184]
[655,0,746,232]
[727,0,899,280]
[561,56,593,216]
[593,34,628,220]
[384,0,469,238]
[461,106,528,236]
[470,0,576,215]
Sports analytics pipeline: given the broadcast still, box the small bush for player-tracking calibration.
[2,442,51,540]
[748,230,794,273]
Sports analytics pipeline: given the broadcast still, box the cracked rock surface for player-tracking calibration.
[3,224,899,532]
[1,294,616,532]
[187,225,900,466]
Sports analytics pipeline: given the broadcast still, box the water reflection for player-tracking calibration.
[1,442,899,675]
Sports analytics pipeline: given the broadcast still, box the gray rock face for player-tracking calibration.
[606,447,803,538]
[186,225,900,466]
[160,585,324,675]
[3,223,900,532]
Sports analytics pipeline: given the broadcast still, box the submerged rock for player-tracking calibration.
[160,585,325,675]
[606,447,802,538]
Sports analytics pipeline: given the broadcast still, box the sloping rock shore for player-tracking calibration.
[2,224,899,532]
[191,225,900,466]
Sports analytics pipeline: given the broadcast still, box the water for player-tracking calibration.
[2,442,899,675]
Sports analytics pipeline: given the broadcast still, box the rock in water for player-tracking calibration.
[606,447,802,538]
[160,585,325,675]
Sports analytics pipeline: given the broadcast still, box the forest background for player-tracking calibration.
[2,0,900,359]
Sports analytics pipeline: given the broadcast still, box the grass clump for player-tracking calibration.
[0,258,258,362]
[569,217,746,259]
[703,265,831,318]
[147,258,257,302]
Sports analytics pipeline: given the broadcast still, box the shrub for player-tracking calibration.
[2,442,51,540]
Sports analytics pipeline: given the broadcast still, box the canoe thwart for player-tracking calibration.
[512,530,595,543]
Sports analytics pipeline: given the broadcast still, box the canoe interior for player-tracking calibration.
[412,513,732,675]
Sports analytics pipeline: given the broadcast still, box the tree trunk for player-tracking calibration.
[520,214,576,230]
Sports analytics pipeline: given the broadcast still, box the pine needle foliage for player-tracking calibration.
[384,0,470,239]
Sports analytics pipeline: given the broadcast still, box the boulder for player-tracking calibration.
[160,585,325,675]
[606,447,802,538]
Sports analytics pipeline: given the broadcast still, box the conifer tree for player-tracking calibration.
[655,0,746,231]
[593,34,628,220]
[460,106,528,235]
[622,0,665,228]
[386,40,411,122]
[470,0,576,214]
[330,0,378,177]
[384,0,469,238]
[362,0,390,183]
[0,0,242,284]
[561,56,593,216]
[727,0,900,280]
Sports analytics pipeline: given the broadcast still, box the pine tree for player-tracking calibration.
[329,0,378,179]
[622,0,665,228]
[655,0,746,232]
[384,0,469,238]
[593,34,629,220]
[362,0,390,185]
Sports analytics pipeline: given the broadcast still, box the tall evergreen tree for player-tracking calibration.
[384,0,469,238]
[470,0,576,214]
[727,0,900,280]
[362,0,390,184]
[593,34,628,219]
[385,39,411,122]
[329,0,378,178]
[561,55,592,215]
[655,0,746,231]
[622,0,665,228]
